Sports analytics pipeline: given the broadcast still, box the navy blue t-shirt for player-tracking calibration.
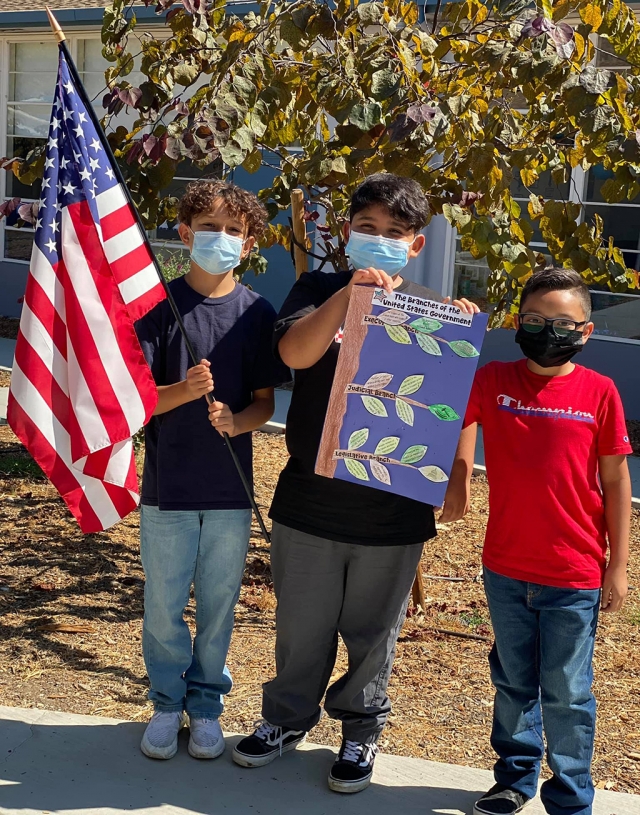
[136,276,290,511]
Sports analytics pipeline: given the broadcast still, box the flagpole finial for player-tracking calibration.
[45,6,66,42]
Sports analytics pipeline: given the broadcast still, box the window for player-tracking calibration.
[3,41,58,260]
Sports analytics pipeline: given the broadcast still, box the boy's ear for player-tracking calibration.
[408,233,425,258]
[343,222,351,241]
[514,313,521,329]
[581,321,595,343]
[242,235,256,258]
[178,223,192,249]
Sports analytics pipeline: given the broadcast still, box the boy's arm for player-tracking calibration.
[278,268,394,370]
[153,359,214,416]
[208,387,275,437]
[439,423,477,523]
[600,454,632,612]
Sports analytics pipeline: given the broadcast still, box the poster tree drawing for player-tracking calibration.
[316,285,489,506]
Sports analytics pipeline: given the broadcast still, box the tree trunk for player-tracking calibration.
[316,285,373,478]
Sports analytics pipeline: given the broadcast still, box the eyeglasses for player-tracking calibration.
[519,313,587,338]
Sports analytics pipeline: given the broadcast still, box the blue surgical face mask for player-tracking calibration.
[189,229,245,275]
[345,230,411,275]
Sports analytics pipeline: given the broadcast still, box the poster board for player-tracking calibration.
[316,285,489,506]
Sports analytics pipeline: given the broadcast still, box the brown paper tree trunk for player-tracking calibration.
[316,285,373,478]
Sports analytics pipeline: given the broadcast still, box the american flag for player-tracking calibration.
[7,46,166,533]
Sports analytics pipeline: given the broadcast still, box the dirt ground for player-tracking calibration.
[0,427,639,792]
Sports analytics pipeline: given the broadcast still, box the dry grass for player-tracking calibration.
[0,427,639,792]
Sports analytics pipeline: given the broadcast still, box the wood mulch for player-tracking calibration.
[0,427,639,792]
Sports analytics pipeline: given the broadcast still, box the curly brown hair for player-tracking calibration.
[178,179,267,239]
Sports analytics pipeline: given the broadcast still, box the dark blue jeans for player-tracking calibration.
[483,567,600,815]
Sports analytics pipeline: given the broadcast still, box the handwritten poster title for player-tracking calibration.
[372,289,473,328]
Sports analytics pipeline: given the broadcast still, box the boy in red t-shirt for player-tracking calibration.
[444,268,632,815]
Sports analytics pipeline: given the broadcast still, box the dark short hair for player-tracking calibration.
[350,173,430,231]
[520,267,592,321]
[178,179,267,239]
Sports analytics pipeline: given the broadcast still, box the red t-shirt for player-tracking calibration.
[465,360,632,589]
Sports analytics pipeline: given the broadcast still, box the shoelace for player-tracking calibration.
[341,739,378,767]
[253,719,285,756]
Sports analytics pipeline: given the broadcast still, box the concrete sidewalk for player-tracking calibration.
[0,706,637,815]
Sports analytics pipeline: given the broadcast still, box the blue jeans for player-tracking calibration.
[483,567,600,815]
[140,505,251,719]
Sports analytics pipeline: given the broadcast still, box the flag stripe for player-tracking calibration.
[62,206,149,437]
[9,364,123,530]
[103,222,145,264]
[119,265,164,304]
[99,202,136,243]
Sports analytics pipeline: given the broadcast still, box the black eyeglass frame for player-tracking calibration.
[518,313,588,338]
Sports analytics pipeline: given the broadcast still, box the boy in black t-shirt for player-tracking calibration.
[233,174,477,792]
[135,181,289,761]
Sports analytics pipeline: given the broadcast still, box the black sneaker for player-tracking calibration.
[473,784,531,815]
[232,720,306,768]
[328,738,379,794]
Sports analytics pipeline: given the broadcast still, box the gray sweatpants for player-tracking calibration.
[262,522,424,743]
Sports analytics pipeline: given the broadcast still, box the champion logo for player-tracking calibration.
[624,435,630,443]
[334,328,344,344]
[496,393,596,424]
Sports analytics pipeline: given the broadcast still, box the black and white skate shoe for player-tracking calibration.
[232,720,306,768]
[473,784,531,815]
[328,738,379,793]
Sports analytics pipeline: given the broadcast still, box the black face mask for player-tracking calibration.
[515,324,585,368]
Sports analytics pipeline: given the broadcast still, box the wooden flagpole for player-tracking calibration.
[44,7,272,543]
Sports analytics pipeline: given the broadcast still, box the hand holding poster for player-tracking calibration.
[316,285,488,506]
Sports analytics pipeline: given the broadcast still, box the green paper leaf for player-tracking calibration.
[364,372,393,389]
[385,324,412,345]
[419,465,449,483]
[396,399,414,426]
[401,444,428,464]
[428,404,460,422]
[344,458,369,481]
[348,428,369,450]
[370,460,391,485]
[410,317,442,334]
[378,309,410,326]
[449,340,480,358]
[362,396,388,417]
[375,436,400,455]
[416,333,442,355]
[398,375,424,396]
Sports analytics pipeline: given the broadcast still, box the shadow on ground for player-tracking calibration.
[0,715,482,815]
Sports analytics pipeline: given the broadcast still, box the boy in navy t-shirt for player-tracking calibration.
[135,180,289,761]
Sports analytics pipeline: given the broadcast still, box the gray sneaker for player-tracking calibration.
[140,711,185,760]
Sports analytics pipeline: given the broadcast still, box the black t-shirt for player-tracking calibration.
[136,276,290,511]
[270,270,441,546]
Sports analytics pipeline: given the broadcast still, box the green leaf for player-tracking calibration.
[419,465,449,483]
[398,375,424,396]
[396,399,414,427]
[428,404,460,422]
[374,436,400,455]
[348,428,369,450]
[410,317,442,334]
[357,2,384,24]
[344,459,369,481]
[370,460,391,485]
[349,101,383,132]
[378,309,410,325]
[401,445,428,464]
[173,61,200,87]
[242,148,262,174]
[362,396,388,417]
[416,333,442,355]
[385,325,412,344]
[371,69,400,101]
[364,372,393,389]
[449,340,480,358]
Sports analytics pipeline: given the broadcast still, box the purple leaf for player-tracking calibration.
[550,22,574,44]
[18,202,37,224]
[0,197,20,219]
[126,141,145,165]
[521,15,555,38]
[387,114,419,142]
[141,133,167,163]
[117,87,143,109]
[165,136,182,160]
[459,191,483,208]
[406,103,437,124]
[155,0,174,12]
[182,0,206,13]
[635,129,640,146]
